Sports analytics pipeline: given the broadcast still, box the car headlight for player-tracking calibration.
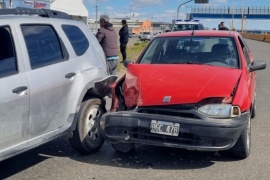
[198,104,241,118]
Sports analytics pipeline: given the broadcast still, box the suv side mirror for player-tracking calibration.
[249,61,266,72]
[123,60,134,68]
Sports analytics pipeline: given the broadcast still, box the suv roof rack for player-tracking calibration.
[0,8,72,20]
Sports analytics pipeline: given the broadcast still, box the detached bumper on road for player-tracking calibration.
[100,110,249,151]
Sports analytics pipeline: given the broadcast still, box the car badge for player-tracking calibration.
[163,96,171,103]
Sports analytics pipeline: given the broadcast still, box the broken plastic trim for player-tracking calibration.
[93,75,118,98]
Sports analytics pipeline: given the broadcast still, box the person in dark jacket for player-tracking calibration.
[218,21,229,31]
[119,19,129,63]
[96,15,119,75]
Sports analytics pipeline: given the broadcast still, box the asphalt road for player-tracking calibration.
[1,39,270,180]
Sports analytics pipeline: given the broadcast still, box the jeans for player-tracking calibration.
[107,59,118,75]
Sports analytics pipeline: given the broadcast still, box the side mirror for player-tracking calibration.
[123,60,134,68]
[165,30,170,32]
[249,61,266,72]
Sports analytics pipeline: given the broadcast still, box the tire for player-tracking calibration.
[112,143,134,153]
[69,98,105,154]
[231,113,251,159]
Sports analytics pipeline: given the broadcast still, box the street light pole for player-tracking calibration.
[176,0,193,20]
[95,0,99,32]
[232,0,234,30]
[241,0,244,33]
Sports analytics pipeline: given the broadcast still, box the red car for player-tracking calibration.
[100,30,266,159]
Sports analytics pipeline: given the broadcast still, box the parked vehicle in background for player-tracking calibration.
[0,8,116,162]
[129,33,136,38]
[138,32,143,40]
[172,20,204,31]
[90,29,97,35]
[140,32,153,41]
[101,30,266,159]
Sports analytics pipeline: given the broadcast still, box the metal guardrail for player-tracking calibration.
[241,33,270,43]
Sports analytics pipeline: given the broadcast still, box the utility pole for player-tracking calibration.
[232,0,234,30]
[241,0,244,33]
[95,0,98,31]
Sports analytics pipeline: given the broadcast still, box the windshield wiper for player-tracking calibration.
[170,61,214,66]
[170,61,201,64]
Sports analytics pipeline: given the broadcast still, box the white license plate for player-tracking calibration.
[150,120,180,136]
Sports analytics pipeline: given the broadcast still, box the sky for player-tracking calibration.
[82,0,270,31]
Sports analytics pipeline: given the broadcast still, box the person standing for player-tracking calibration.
[218,21,229,31]
[119,19,129,63]
[96,15,119,75]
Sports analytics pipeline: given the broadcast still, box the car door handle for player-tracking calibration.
[12,86,28,94]
[65,72,76,79]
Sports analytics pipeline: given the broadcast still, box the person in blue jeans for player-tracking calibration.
[96,15,119,75]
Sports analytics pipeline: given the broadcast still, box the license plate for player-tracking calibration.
[150,120,180,136]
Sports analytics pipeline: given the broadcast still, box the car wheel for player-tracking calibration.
[231,113,251,159]
[112,143,134,153]
[251,93,256,119]
[69,98,105,154]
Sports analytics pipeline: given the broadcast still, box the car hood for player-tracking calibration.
[123,64,242,107]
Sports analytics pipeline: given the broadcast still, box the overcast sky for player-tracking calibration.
[83,0,270,30]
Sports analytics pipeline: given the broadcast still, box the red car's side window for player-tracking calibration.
[238,36,251,67]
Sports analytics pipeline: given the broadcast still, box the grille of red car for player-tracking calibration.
[136,106,200,119]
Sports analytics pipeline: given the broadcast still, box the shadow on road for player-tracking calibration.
[0,137,74,179]
[0,136,242,179]
[72,142,239,170]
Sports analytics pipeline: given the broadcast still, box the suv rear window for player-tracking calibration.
[0,26,17,77]
[21,25,64,69]
[62,25,89,56]
[172,23,203,31]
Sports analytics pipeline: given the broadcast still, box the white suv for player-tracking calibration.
[140,32,153,41]
[0,8,116,161]
[171,20,204,31]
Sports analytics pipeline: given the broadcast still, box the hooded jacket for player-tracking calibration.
[96,22,118,57]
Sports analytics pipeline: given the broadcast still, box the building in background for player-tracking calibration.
[13,0,50,9]
[88,17,171,35]
[0,1,6,8]
[1,1,171,31]
[2,0,88,24]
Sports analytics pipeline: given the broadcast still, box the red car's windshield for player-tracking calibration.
[139,36,239,69]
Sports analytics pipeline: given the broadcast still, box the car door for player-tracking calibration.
[238,36,255,102]
[20,24,78,138]
[0,25,30,150]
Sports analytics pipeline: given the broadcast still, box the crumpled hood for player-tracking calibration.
[123,64,242,107]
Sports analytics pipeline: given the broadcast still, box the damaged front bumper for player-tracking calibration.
[100,109,249,151]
